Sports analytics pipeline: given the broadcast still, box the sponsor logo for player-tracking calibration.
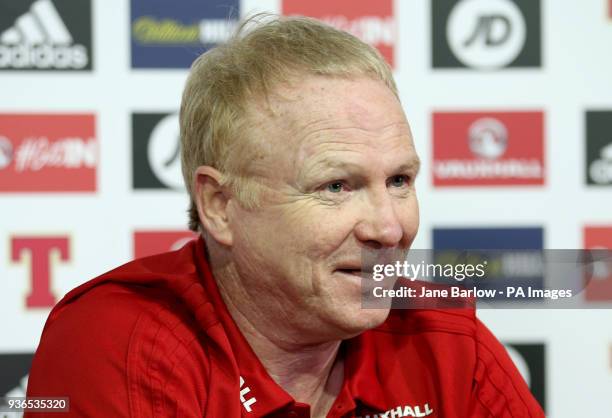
[133,230,196,259]
[356,403,434,418]
[504,343,546,412]
[0,353,33,399]
[432,0,541,69]
[432,227,544,301]
[0,135,12,169]
[433,112,545,186]
[0,0,92,70]
[282,0,395,66]
[0,114,97,192]
[130,0,240,68]
[239,376,257,413]
[11,236,69,308]
[583,226,612,301]
[132,113,183,190]
[585,111,612,185]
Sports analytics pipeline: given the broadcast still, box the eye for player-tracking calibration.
[388,175,410,188]
[326,181,345,193]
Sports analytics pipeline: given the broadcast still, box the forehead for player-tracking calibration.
[268,76,403,132]
[249,75,415,172]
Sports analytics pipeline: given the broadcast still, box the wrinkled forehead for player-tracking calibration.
[270,76,403,130]
[245,76,415,176]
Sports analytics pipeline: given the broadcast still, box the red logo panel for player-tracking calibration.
[134,230,197,258]
[584,226,612,301]
[432,111,545,186]
[0,114,97,192]
[11,236,70,308]
[282,0,395,67]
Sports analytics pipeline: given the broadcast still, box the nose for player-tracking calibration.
[354,188,405,249]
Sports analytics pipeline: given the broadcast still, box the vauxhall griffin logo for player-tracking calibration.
[0,0,92,70]
[469,118,508,159]
[432,112,545,186]
[432,0,541,69]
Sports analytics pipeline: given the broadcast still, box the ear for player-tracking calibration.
[193,166,233,246]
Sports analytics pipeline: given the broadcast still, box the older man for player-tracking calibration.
[27,16,543,418]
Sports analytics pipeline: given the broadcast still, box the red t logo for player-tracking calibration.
[11,236,70,308]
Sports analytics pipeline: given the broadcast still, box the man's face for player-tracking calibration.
[227,75,420,342]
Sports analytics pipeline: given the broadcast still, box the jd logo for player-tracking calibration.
[432,0,541,69]
[463,14,513,48]
[447,0,525,69]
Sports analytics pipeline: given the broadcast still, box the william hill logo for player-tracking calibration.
[130,0,240,68]
[0,0,92,70]
[132,17,234,45]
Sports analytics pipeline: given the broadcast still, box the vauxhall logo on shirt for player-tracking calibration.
[432,111,545,186]
[431,0,541,69]
[356,403,434,418]
[585,111,612,186]
[240,376,257,412]
[132,113,184,190]
[282,0,396,67]
[0,0,92,70]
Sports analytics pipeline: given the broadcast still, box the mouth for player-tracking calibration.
[334,268,373,279]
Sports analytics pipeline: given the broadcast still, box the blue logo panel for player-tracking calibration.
[432,227,544,301]
[130,0,240,69]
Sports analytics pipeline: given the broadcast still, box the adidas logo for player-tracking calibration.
[0,0,90,69]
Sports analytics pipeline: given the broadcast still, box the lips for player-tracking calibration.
[336,268,360,277]
[334,268,373,278]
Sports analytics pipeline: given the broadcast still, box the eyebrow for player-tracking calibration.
[300,154,421,181]
[395,157,421,176]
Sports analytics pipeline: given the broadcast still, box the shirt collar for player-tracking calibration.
[194,236,387,416]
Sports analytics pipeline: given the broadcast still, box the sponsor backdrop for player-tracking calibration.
[1,0,611,416]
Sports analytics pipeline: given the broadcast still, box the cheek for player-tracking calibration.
[231,206,323,276]
[297,209,356,257]
[399,196,420,243]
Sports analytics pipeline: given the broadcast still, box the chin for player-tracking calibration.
[334,305,391,338]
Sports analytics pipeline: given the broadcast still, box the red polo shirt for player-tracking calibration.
[26,238,544,417]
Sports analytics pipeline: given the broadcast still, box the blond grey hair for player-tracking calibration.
[180,14,398,232]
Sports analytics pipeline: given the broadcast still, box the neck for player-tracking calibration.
[212,261,344,416]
